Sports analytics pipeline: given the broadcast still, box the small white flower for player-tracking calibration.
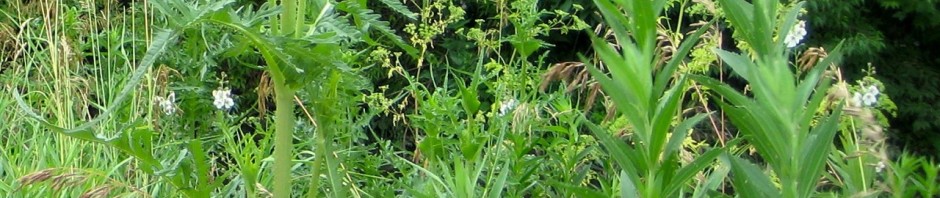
[862,92,878,107]
[155,92,176,115]
[499,98,518,116]
[866,85,880,96]
[212,88,235,110]
[875,161,886,173]
[784,20,807,48]
[850,92,863,107]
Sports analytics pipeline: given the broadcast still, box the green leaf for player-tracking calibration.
[689,75,749,106]
[509,37,544,58]
[717,102,783,167]
[797,107,843,197]
[717,0,755,46]
[626,0,658,56]
[337,1,419,58]
[721,153,780,197]
[593,0,634,55]
[620,170,640,198]
[692,163,731,198]
[456,80,481,117]
[750,0,776,55]
[585,59,648,136]
[663,113,710,160]
[188,140,214,197]
[377,0,417,20]
[666,148,721,196]
[650,76,691,155]
[583,117,643,186]
[485,162,511,198]
[712,49,754,83]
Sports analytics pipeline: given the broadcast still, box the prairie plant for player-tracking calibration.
[692,0,848,197]
[578,0,723,197]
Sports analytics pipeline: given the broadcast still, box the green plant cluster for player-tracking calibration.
[1,0,938,197]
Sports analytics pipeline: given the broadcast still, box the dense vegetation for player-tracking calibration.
[1,0,937,197]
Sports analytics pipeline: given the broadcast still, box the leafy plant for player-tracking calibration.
[579,0,722,197]
[692,0,847,197]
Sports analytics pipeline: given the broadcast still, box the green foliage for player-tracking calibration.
[4,0,940,197]
[806,0,886,59]
[886,152,940,197]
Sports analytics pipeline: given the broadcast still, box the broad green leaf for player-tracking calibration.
[712,49,754,83]
[585,60,648,136]
[628,0,657,56]
[717,103,782,167]
[721,154,780,197]
[454,162,472,198]
[796,43,844,125]
[621,170,640,198]
[591,36,651,107]
[798,77,833,134]
[188,140,212,197]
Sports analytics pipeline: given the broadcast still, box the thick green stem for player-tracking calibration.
[280,0,298,36]
[274,0,301,196]
[273,81,295,198]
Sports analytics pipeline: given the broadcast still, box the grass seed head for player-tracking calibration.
[80,185,113,198]
[18,168,55,186]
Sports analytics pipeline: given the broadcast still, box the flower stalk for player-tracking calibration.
[273,79,296,197]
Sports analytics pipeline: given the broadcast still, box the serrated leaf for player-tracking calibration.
[377,0,417,20]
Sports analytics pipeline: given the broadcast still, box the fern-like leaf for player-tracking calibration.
[337,1,419,58]
[378,0,418,20]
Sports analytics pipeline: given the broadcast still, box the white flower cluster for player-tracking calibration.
[784,20,807,48]
[850,85,880,107]
[213,87,235,110]
[155,92,176,115]
[499,98,518,116]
